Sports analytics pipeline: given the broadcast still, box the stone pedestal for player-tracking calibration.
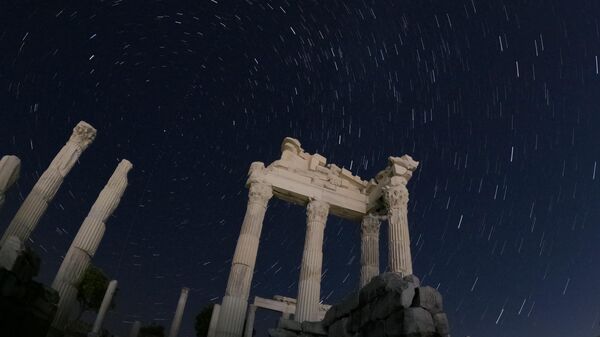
[360,215,381,288]
[215,178,272,337]
[89,280,118,336]
[0,122,96,246]
[244,304,257,337]
[168,287,190,337]
[295,200,329,322]
[0,155,21,212]
[50,160,132,331]
[383,183,412,276]
[129,320,141,337]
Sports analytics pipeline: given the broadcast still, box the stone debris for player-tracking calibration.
[321,272,450,337]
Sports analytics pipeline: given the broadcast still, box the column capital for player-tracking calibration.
[382,183,409,210]
[361,214,381,235]
[306,199,329,224]
[248,182,273,205]
[68,121,97,151]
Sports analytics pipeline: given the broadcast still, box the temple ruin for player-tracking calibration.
[213,137,419,337]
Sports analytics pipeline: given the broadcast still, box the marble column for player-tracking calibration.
[243,304,257,337]
[0,155,21,212]
[383,183,412,276]
[129,321,141,337]
[89,280,118,337]
[207,304,221,337]
[0,121,96,246]
[168,287,190,337]
[295,199,329,322]
[215,180,272,337]
[51,159,132,331]
[360,214,381,288]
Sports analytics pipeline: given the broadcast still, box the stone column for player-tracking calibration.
[207,304,221,337]
[89,280,118,337]
[0,121,96,246]
[129,321,141,337]
[383,183,412,276]
[243,304,257,337]
[360,214,381,288]
[0,155,21,212]
[51,160,132,331]
[295,199,329,322]
[168,287,190,337]
[215,177,272,337]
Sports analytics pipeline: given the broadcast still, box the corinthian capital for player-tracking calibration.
[69,121,97,150]
[382,184,409,210]
[306,199,329,224]
[361,214,381,235]
[248,182,273,205]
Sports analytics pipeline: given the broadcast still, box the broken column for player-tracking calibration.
[295,199,329,322]
[50,159,132,331]
[360,214,381,288]
[382,156,418,276]
[129,321,141,337]
[207,304,221,337]
[215,162,273,337]
[89,279,118,337]
[0,121,96,246]
[0,155,21,212]
[168,287,190,337]
[243,304,257,337]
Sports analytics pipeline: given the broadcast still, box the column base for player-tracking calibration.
[215,295,248,337]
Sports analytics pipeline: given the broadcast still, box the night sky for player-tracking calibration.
[1,1,600,336]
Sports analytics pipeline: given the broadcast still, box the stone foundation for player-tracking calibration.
[271,273,450,337]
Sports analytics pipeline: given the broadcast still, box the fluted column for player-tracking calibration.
[168,287,190,337]
[383,183,412,276]
[51,160,132,331]
[295,199,329,322]
[360,214,381,288]
[1,122,96,246]
[215,176,272,337]
[207,304,221,337]
[0,155,21,212]
[243,304,257,337]
[89,280,118,336]
[129,321,141,337]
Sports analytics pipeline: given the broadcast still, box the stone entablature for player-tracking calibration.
[247,137,418,221]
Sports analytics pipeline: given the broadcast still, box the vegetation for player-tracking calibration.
[74,265,117,323]
[139,324,165,337]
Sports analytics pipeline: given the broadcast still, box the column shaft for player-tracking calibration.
[207,304,221,337]
[243,304,257,337]
[129,321,141,337]
[90,280,118,335]
[215,182,272,337]
[51,160,132,331]
[383,184,413,276]
[0,155,21,212]
[360,215,381,288]
[168,287,190,337]
[1,122,96,246]
[296,200,329,322]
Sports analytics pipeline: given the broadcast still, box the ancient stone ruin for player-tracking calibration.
[211,137,449,337]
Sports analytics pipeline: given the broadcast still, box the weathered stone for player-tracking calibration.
[0,236,24,271]
[347,309,362,333]
[359,303,372,327]
[412,287,443,314]
[322,306,337,327]
[269,328,298,337]
[279,318,302,332]
[336,291,359,318]
[301,321,326,335]
[403,274,421,287]
[361,320,385,337]
[327,317,351,337]
[385,307,436,336]
[370,286,415,321]
[359,275,386,305]
[432,313,449,335]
